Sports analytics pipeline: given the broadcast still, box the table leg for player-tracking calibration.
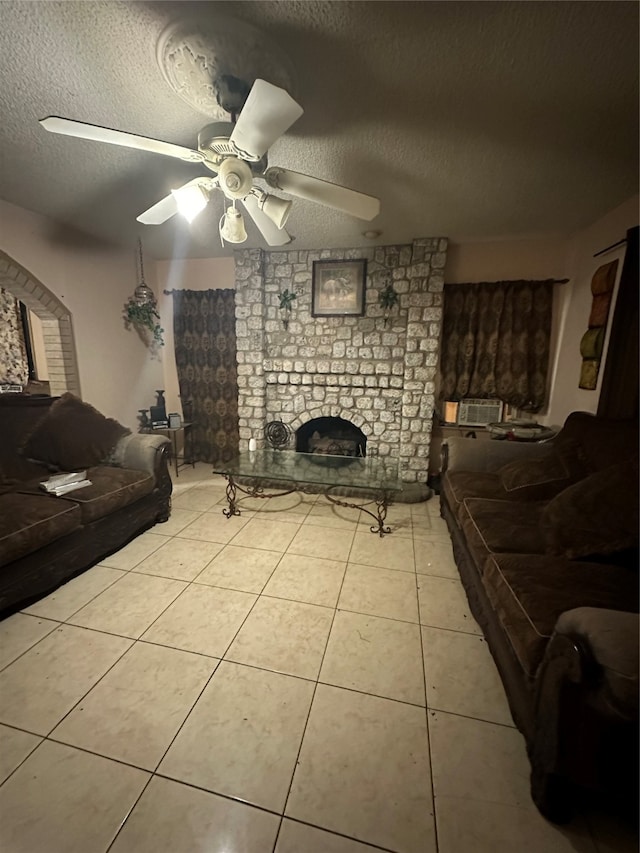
[222,475,241,518]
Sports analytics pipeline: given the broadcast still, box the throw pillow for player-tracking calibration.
[21,393,130,471]
[498,440,588,501]
[542,457,639,560]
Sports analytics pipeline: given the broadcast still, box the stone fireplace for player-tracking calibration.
[233,238,447,484]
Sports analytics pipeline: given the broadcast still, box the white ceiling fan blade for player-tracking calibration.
[40,117,205,164]
[242,193,291,246]
[264,167,380,221]
[137,178,216,225]
[229,79,303,161]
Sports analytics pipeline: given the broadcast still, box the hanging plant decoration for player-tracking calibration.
[278,287,297,330]
[378,281,399,327]
[123,238,164,346]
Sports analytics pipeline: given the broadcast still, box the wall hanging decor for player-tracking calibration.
[311,259,366,317]
[278,287,297,330]
[578,260,618,390]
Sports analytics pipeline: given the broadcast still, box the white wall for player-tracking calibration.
[155,256,236,415]
[545,195,638,426]
[0,199,163,429]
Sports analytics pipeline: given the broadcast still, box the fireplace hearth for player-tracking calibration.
[296,417,366,459]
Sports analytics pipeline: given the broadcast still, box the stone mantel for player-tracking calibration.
[233,238,447,483]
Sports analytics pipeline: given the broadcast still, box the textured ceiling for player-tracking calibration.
[0,0,637,260]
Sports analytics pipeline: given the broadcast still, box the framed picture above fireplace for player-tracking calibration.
[311,259,367,317]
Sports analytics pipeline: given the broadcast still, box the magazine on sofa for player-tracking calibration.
[40,471,92,496]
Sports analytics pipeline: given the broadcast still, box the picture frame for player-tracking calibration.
[311,259,367,317]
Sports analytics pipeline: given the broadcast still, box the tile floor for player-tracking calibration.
[0,462,637,853]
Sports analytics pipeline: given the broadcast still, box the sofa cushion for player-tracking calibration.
[59,466,154,522]
[498,439,588,501]
[0,492,82,567]
[21,393,130,471]
[542,458,639,561]
[459,498,547,574]
[483,553,639,677]
[442,471,508,523]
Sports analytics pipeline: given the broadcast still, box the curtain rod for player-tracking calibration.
[593,237,627,258]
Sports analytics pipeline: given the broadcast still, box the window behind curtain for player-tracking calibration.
[439,279,554,412]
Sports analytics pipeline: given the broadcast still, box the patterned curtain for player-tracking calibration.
[173,290,239,464]
[0,288,29,385]
[440,280,554,411]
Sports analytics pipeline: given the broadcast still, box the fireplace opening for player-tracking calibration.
[296,417,367,460]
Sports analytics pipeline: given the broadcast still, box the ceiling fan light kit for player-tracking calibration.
[171,183,209,223]
[219,203,248,246]
[38,16,381,248]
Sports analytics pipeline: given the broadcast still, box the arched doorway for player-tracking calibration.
[0,250,80,396]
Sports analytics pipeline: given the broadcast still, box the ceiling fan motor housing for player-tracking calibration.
[218,157,254,199]
[198,123,267,175]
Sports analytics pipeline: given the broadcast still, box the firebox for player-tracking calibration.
[296,417,367,458]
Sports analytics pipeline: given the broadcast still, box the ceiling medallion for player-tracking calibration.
[156,17,297,118]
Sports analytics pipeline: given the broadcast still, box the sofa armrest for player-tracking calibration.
[442,436,553,474]
[106,433,171,480]
[553,607,639,719]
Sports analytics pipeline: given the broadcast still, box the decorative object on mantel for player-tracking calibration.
[123,239,164,347]
[265,420,292,449]
[278,287,297,330]
[378,281,399,327]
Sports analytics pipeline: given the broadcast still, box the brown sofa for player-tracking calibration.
[0,394,172,617]
[439,411,639,822]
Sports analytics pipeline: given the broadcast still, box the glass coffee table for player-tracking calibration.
[213,450,402,537]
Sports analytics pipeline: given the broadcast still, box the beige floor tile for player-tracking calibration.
[287,524,355,562]
[348,531,415,571]
[175,510,250,543]
[171,488,222,511]
[142,584,256,657]
[195,544,281,593]
[98,530,170,570]
[0,625,131,734]
[156,508,206,536]
[422,626,514,726]
[22,566,127,621]
[0,612,59,670]
[0,740,149,853]
[320,610,425,705]
[169,462,212,485]
[52,643,216,770]
[132,538,223,581]
[417,575,481,634]
[159,661,314,811]
[68,572,187,638]
[414,538,459,578]
[286,684,436,853]
[0,724,42,783]
[436,797,597,853]
[276,819,384,853]
[338,563,419,623]
[429,711,531,808]
[426,515,450,536]
[238,491,314,516]
[226,596,333,679]
[110,776,280,852]
[230,517,301,551]
[304,501,362,529]
[263,553,346,607]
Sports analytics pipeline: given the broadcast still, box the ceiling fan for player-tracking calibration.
[39,77,381,247]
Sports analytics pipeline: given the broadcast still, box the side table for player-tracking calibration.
[141,422,194,477]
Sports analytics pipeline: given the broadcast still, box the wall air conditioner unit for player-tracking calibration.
[456,398,503,427]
